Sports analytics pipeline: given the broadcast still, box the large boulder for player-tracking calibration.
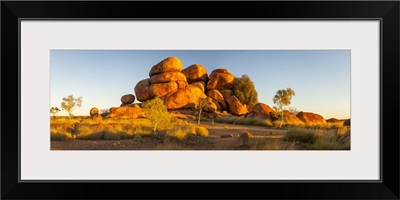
[203,97,218,112]
[89,107,99,118]
[245,103,276,120]
[108,104,143,119]
[121,94,135,104]
[283,110,304,126]
[226,96,248,116]
[150,72,187,84]
[252,103,276,115]
[206,68,234,90]
[296,111,327,125]
[190,81,206,93]
[181,64,208,83]
[149,56,183,77]
[149,81,179,97]
[219,89,233,100]
[134,78,152,102]
[165,85,207,110]
[207,89,224,101]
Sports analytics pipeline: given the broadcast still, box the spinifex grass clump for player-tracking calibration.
[283,129,316,143]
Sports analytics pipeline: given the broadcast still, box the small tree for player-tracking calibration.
[50,107,60,120]
[61,95,82,120]
[197,97,208,124]
[142,97,171,135]
[233,74,259,109]
[273,88,295,128]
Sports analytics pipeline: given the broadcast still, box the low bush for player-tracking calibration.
[283,129,316,143]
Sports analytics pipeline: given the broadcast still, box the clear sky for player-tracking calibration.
[50,50,350,119]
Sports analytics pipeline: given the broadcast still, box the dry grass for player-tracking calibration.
[246,139,296,150]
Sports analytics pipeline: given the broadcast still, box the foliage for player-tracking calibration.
[142,97,171,135]
[283,129,316,143]
[273,88,295,128]
[233,74,259,109]
[61,95,82,120]
[50,107,61,120]
[196,97,208,124]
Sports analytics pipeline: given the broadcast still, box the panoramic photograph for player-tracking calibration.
[50,50,350,150]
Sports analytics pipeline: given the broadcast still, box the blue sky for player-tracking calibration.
[50,50,350,119]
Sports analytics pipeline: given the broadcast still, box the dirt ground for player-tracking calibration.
[51,121,289,150]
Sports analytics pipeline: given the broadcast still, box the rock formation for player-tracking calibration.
[89,107,99,118]
[296,111,327,125]
[207,68,234,90]
[181,64,208,83]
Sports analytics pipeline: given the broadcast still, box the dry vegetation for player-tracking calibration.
[51,114,350,150]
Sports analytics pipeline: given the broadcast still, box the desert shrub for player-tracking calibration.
[103,131,134,140]
[232,74,259,109]
[337,125,350,136]
[142,97,172,135]
[195,126,209,137]
[247,139,296,150]
[283,129,316,143]
[50,131,72,141]
[75,131,106,140]
[309,131,350,150]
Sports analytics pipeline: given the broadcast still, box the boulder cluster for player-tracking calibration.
[134,56,248,115]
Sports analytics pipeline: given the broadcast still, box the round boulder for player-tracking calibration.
[165,85,207,110]
[296,112,327,125]
[190,81,206,93]
[219,89,233,100]
[134,78,152,102]
[207,68,234,90]
[149,56,183,77]
[181,64,208,83]
[149,81,179,98]
[90,107,99,118]
[150,72,187,84]
[207,89,224,101]
[121,94,135,104]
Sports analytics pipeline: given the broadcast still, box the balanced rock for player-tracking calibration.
[149,56,183,77]
[90,107,99,118]
[207,89,224,101]
[165,85,207,110]
[150,72,187,84]
[207,68,234,90]
[181,64,208,83]
[226,96,248,116]
[121,94,135,104]
[190,81,206,93]
[149,81,178,98]
[296,111,327,125]
[108,104,143,119]
[219,89,233,100]
[134,78,152,102]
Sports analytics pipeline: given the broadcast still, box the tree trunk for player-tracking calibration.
[198,109,202,124]
[279,110,284,128]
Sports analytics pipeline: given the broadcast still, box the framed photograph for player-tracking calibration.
[2,1,399,199]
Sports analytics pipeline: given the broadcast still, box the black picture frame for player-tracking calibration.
[2,1,399,199]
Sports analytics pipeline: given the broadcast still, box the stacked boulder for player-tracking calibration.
[245,103,277,120]
[134,56,249,116]
[120,94,135,107]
